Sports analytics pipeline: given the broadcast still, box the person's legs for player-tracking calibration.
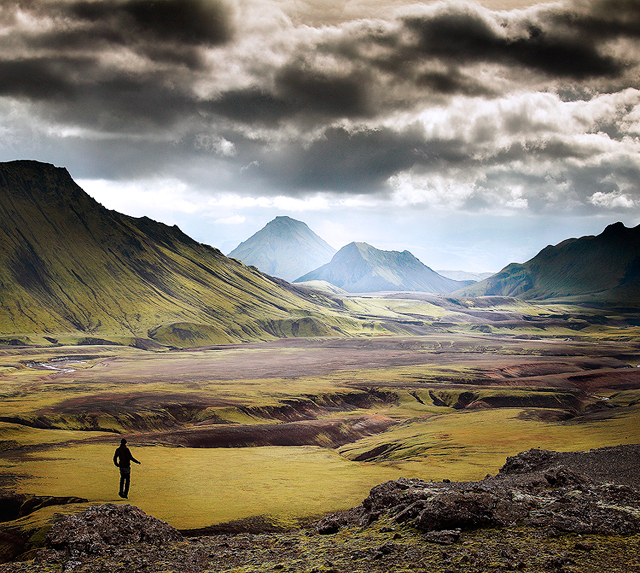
[119,469,130,498]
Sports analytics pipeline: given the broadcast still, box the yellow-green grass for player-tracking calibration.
[9,443,410,530]
[341,297,453,320]
[0,422,110,448]
[338,406,640,480]
[6,404,640,531]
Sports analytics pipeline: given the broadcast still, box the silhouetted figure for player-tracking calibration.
[113,438,141,499]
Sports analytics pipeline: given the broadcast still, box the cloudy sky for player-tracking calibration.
[1,0,639,272]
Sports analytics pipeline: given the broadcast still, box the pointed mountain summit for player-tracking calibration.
[0,161,342,347]
[228,216,336,281]
[295,242,466,294]
[457,222,640,301]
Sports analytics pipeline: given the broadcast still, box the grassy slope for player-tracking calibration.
[0,161,354,346]
[458,222,640,301]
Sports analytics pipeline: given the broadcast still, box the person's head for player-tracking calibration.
[120,438,127,446]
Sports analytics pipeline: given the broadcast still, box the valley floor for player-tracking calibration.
[3,445,640,573]
[2,298,640,564]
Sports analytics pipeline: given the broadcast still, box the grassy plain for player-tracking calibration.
[1,295,640,552]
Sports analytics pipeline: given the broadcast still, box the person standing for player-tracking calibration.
[113,438,141,499]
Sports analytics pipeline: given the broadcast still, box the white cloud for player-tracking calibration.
[78,178,209,220]
[194,134,236,156]
[589,191,636,209]
[389,172,476,208]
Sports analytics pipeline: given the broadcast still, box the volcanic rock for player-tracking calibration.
[316,446,640,537]
[45,504,181,559]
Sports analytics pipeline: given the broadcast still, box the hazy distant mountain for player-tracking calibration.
[295,242,466,294]
[457,222,640,301]
[436,270,494,282]
[228,216,336,282]
[0,161,342,347]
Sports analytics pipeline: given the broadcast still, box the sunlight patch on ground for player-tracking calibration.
[10,443,410,529]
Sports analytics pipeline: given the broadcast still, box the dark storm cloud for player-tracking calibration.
[0,0,639,215]
[205,90,297,126]
[0,58,199,130]
[416,69,495,97]
[0,57,88,101]
[253,126,470,192]
[275,65,373,118]
[204,66,374,127]
[66,0,232,46]
[551,0,640,41]
[397,6,621,80]
[6,0,232,71]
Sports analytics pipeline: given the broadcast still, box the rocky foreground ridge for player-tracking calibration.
[2,445,640,572]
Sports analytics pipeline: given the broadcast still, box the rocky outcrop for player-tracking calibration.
[315,447,640,538]
[44,504,181,560]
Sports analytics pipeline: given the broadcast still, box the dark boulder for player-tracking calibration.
[500,448,555,475]
[415,491,498,531]
[46,504,181,558]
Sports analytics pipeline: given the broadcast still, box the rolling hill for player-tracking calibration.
[228,216,336,281]
[0,161,348,347]
[295,242,467,294]
[457,222,640,301]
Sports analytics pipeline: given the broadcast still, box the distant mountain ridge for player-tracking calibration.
[0,161,344,347]
[228,216,336,281]
[295,242,467,294]
[457,222,640,301]
[437,270,494,282]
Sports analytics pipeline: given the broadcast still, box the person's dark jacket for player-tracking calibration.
[113,445,140,469]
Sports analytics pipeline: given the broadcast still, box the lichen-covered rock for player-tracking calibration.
[46,504,181,558]
[500,448,555,475]
[414,491,498,531]
[315,506,365,534]
[315,451,640,539]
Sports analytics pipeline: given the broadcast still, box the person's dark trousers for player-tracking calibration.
[119,469,130,498]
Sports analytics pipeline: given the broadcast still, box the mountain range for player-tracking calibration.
[0,161,346,347]
[1,159,639,351]
[458,222,640,301]
[295,242,468,294]
[228,216,335,282]
[437,270,494,282]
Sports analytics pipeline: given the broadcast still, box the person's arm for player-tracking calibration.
[128,450,141,465]
[113,450,119,467]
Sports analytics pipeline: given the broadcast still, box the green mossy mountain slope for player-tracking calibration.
[0,161,347,346]
[457,222,640,301]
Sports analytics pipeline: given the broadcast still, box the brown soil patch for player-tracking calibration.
[38,392,231,416]
[66,335,634,385]
[125,415,399,449]
[567,367,640,391]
